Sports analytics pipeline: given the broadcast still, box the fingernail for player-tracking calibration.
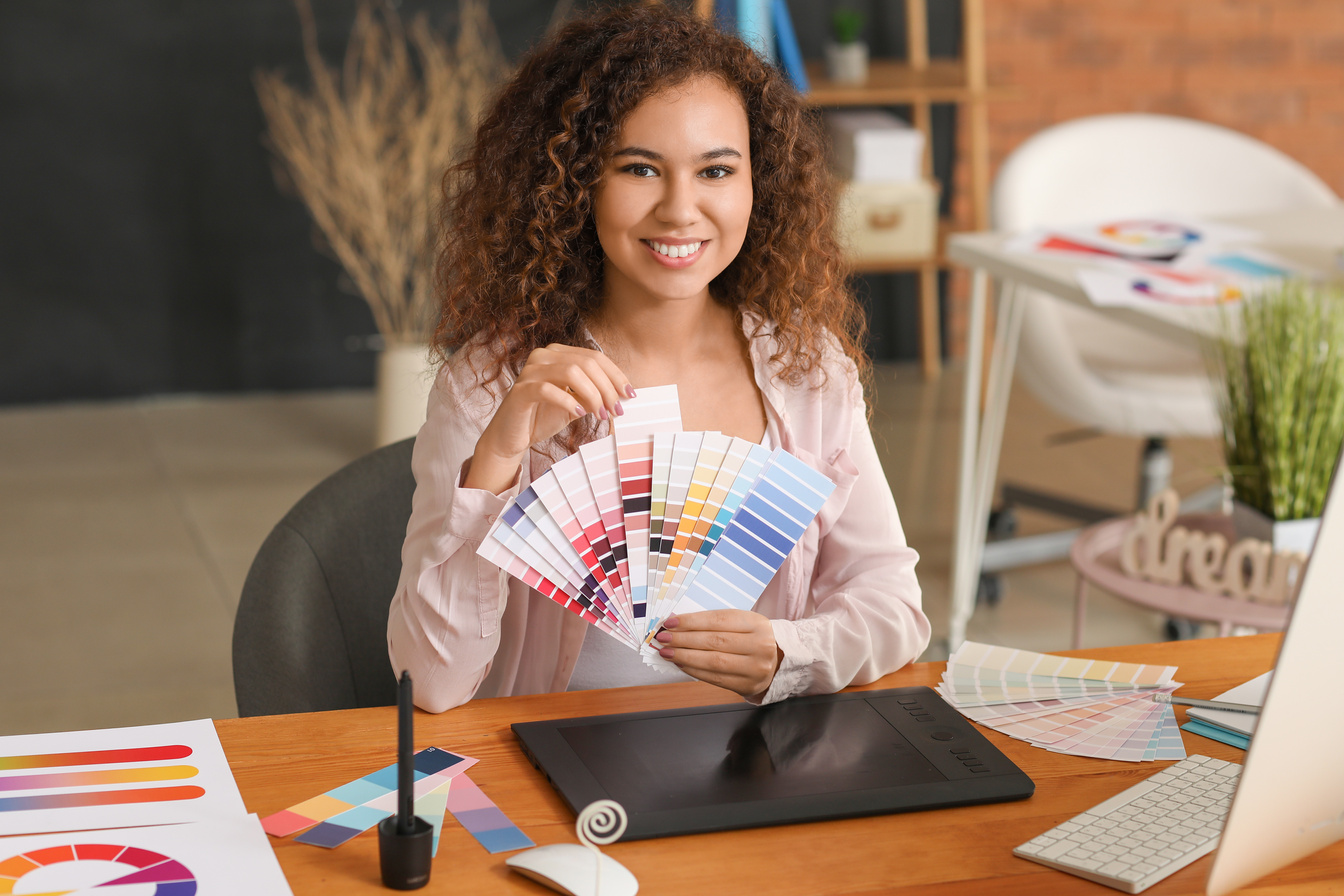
[659,648,674,659]
[574,405,586,417]
[663,615,679,629]
[655,630,672,643]
[598,407,608,421]
[625,384,637,398]
[614,401,625,416]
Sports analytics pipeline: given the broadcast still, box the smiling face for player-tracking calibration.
[592,75,753,310]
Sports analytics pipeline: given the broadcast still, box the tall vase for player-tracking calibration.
[375,341,436,447]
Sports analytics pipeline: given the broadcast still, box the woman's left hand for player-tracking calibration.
[655,610,781,699]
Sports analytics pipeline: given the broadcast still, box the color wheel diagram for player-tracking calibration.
[0,843,196,895]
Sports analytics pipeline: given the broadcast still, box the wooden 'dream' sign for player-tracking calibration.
[1119,489,1306,606]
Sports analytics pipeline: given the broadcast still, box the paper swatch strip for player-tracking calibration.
[477,385,835,654]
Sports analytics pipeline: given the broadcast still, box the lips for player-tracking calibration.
[642,239,706,268]
[644,239,703,258]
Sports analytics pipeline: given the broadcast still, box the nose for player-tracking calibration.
[654,173,700,227]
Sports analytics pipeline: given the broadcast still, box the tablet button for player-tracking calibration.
[897,697,918,704]
[930,730,956,741]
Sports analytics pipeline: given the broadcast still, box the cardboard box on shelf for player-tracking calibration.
[825,110,926,183]
[835,178,938,261]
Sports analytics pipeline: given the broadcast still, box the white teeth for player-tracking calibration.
[649,240,701,258]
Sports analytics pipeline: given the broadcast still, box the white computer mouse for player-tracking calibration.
[505,842,639,896]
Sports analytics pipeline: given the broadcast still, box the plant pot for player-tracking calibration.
[824,41,869,85]
[1230,500,1321,555]
[375,341,436,447]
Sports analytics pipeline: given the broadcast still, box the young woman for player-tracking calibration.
[387,4,930,713]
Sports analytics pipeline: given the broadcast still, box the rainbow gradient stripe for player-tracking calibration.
[0,744,191,771]
[0,842,197,895]
[0,786,206,814]
[0,765,198,793]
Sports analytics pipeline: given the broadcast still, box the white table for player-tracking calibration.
[943,205,1344,649]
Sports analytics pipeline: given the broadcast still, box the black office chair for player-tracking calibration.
[232,437,416,716]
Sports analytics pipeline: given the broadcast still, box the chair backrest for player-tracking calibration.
[994,113,1337,231]
[992,114,1339,438]
[232,437,416,716]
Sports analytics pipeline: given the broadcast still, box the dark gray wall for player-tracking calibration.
[0,1,957,404]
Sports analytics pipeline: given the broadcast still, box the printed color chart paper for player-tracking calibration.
[476,386,836,663]
[0,814,293,896]
[0,719,246,836]
[937,641,1185,762]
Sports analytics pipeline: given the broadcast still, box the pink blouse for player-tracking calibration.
[386,317,931,712]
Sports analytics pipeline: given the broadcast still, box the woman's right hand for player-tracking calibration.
[464,344,634,493]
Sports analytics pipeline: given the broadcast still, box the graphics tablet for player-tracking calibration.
[512,686,1034,840]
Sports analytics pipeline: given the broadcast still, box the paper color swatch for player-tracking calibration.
[444,773,535,853]
[616,386,682,624]
[937,641,1186,762]
[262,746,474,854]
[261,751,532,856]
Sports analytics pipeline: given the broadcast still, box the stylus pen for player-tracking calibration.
[397,671,414,834]
[1152,693,1261,715]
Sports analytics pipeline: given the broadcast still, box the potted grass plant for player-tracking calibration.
[1207,278,1344,553]
[824,6,868,85]
[255,0,507,445]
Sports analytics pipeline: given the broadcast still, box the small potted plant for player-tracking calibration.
[825,6,868,85]
[1207,278,1344,553]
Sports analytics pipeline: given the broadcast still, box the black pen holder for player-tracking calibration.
[378,815,434,890]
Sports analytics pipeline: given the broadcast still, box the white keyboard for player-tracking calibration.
[1014,754,1241,893]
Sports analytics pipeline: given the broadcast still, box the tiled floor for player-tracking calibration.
[0,363,1224,736]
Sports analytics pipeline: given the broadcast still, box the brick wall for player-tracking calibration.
[944,0,1344,359]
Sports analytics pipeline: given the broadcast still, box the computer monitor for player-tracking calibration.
[1205,447,1344,895]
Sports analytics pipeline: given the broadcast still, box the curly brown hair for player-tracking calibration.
[434,2,866,403]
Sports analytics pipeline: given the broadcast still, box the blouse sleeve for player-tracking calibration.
[386,360,521,712]
[759,375,931,703]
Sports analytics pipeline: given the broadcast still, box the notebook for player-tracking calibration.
[1180,671,1269,749]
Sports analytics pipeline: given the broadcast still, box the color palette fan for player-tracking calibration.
[936,641,1187,762]
[477,385,836,668]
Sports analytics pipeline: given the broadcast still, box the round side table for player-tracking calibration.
[1068,517,1293,649]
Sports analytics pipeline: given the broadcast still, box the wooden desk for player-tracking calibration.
[217,634,1344,895]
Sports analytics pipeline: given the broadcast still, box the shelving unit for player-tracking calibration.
[694,0,995,379]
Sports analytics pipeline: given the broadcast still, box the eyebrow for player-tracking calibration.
[612,146,743,162]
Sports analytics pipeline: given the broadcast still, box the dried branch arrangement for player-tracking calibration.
[256,0,507,343]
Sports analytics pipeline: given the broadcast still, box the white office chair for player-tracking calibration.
[983,113,1340,612]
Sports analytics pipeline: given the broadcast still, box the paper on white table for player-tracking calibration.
[0,814,293,895]
[0,718,246,836]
